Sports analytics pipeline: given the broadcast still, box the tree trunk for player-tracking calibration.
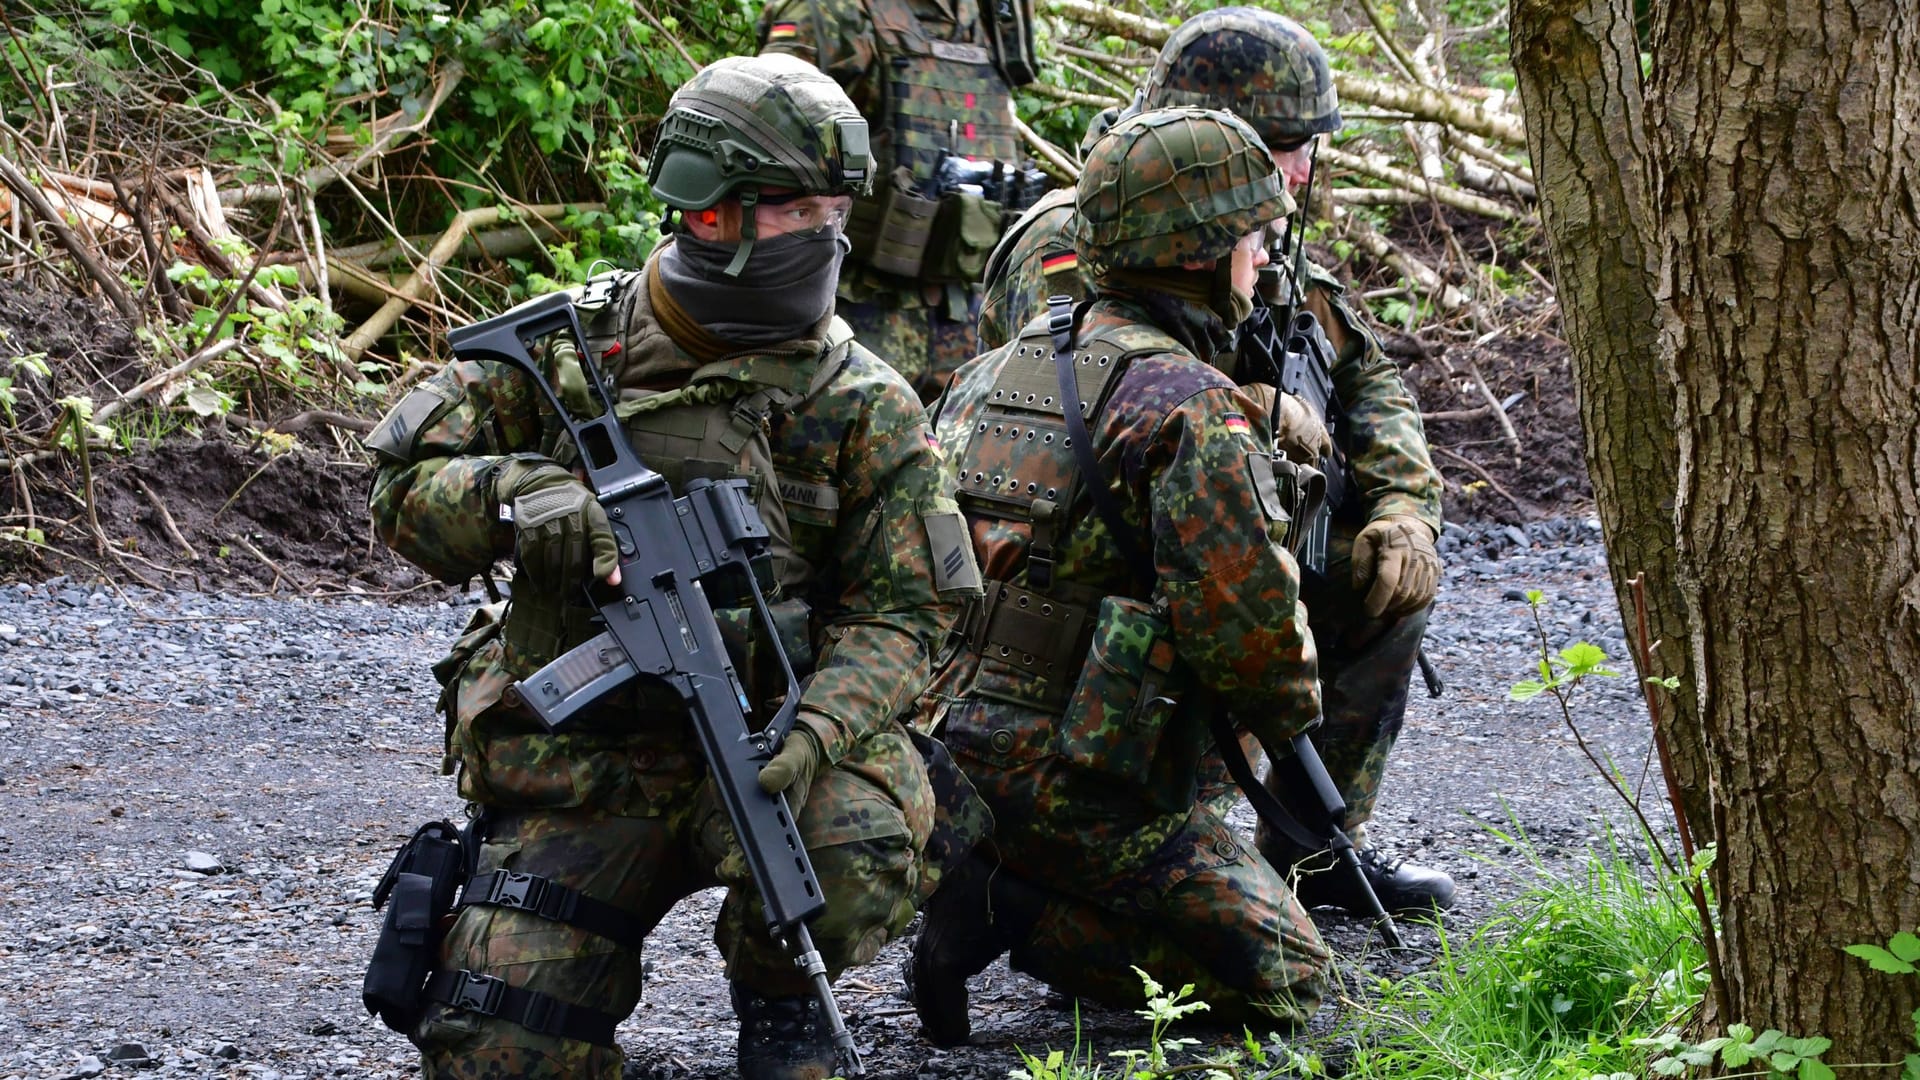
[1649,0,1920,1063]
[1507,0,1715,849]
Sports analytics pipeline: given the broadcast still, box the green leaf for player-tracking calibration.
[1509,680,1547,702]
[1524,588,1544,604]
[1889,931,1920,963]
[1722,1045,1753,1068]
[1650,1056,1687,1076]
[1770,1051,1802,1072]
[1844,943,1918,974]
[1558,641,1612,673]
[1790,1037,1831,1058]
[1900,1053,1920,1080]
[1799,1060,1834,1080]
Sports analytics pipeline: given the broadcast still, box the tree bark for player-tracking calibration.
[1649,0,1920,1063]
[1507,0,1715,856]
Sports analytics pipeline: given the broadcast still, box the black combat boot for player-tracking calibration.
[906,856,1047,1047]
[1289,846,1456,916]
[731,981,838,1080]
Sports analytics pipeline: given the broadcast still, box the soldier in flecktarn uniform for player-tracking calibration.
[363,54,981,1080]
[758,0,1038,403]
[977,7,1452,919]
[907,107,1333,1046]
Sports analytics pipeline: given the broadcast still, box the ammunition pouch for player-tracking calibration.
[1054,595,1187,788]
[363,820,468,1034]
[924,189,1005,284]
[849,167,939,279]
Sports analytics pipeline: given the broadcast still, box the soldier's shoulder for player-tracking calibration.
[816,339,929,428]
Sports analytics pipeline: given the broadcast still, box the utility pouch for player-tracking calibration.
[363,820,468,1034]
[1054,595,1185,786]
[923,189,1005,284]
[432,601,508,690]
[852,167,938,278]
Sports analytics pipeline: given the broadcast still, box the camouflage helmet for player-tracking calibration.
[1075,107,1295,272]
[649,53,873,210]
[1144,7,1342,147]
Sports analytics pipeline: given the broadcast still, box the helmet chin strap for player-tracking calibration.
[723,187,760,277]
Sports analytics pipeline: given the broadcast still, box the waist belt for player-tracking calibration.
[424,969,622,1047]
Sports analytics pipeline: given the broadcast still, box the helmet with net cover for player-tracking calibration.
[649,53,872,209]
[1143,7,1341,148]
[1075,107,1294,273]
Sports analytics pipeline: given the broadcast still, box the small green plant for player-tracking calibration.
[0,351,52,426]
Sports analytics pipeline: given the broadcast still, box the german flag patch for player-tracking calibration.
[768,21,799,39]
[1041,251,1078,275]
[1223,413,1252,436]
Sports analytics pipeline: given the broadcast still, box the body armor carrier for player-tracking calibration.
[952,314,1183,713]
[840,0,1020,282]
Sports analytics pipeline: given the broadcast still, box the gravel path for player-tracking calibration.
[0,517,1665,1080]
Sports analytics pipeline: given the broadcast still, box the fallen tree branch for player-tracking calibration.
[220,60,467,208]
[341,202,578,362]
[1013,112,1081,180]
[0,150,140,320]
[1432,443,1539,516]
[1319,144,1527,223]
[305,212,595,270]
[1420,403,1494,423]
[1336,210,1480,319]
[249,409,374,435]
[1022,79,1123,110]
[229,532,305,592]
[1466,357,1524,459]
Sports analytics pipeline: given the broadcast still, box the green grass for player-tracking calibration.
[1337,827,1705,1080]
[1007,825,1706,1079]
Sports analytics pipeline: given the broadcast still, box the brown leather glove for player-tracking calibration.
[1241,384,1333,462]
[1352,514,1441,618]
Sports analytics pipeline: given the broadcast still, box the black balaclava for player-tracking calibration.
[657,222,849,346]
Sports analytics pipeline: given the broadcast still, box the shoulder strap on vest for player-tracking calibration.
[1046,296,1156,590]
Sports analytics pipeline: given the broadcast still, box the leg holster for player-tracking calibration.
[363,820,468,1034]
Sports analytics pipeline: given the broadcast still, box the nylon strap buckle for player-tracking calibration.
[449,970,506,1015]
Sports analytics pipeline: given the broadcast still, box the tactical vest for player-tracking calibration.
[500,270,854,711]
[952,314,1186,713]
[841,0,1019,281]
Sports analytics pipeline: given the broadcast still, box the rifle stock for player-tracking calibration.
[445,291,864,1075]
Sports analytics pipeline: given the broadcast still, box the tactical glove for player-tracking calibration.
[494,459,620,592]
[757,725,824,823]
[1352,514,1441,618]
[1242,384,1333,463]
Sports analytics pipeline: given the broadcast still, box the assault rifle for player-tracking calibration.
[444,291,865,1076]
[930,120,1050,211]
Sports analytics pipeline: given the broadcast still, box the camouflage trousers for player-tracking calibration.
[949,745,1331,1028]
[837,284,982,405]
[411,776,923,1078]
[1199,519,1431,861]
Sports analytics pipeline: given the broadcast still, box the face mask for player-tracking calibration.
[1209,256,1255,330]
[657,227,849,345]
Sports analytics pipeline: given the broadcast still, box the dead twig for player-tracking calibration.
[1012,112,1080,181]
[1466,358,1523,460]
[1431,443,1537,516]
[1320,144,1526,223]
[631,0,701,72]
[247,409,374,436]
[92,338,240,426]
[133,474,198,561]
[229,532,305,593]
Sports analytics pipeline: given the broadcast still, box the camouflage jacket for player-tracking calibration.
[978,195,1443,531]
[928,294,1321,817]
[368,257,972,819]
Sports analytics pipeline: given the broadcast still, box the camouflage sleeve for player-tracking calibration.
[1133,371,1321,746]
[795,365,973,763]
[1306,266,1444,531]
[977,192,1081,351]
[757,0,876,108]
[365,359,546,582]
